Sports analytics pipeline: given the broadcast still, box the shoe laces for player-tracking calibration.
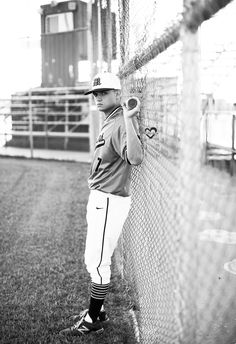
[71,316,85,330]
[79,309,88,318]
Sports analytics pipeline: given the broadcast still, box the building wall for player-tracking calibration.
[40,0,87,87]
[40,0,117,87]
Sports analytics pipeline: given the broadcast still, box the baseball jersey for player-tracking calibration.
[88,105,135,197]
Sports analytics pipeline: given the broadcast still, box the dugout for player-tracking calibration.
[5,0,117,153]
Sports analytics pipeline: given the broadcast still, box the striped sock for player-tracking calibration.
[88,282,109,322]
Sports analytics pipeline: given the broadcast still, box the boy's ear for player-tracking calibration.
[115,90,121,99]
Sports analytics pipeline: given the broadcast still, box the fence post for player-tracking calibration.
[230,114,235,175]
[28,90,34,158]
[178,4,201,342]
[106,0,112,72]
[45,103,48,149]
[87,0,99,158]
[4,112,7,146]
[97,0,103,72]
[64,96,69,150]
[97,0,105,129]
[119,0,130,65]
[204,112,208,163]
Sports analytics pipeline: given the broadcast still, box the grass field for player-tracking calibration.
[0,157,136,344]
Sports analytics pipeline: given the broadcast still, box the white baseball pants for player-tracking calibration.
[85,189,131,285]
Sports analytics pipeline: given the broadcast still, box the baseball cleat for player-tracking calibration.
[59,312,104,336]
[69,308,109,323]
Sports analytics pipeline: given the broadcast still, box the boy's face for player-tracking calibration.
[92,90,120,112]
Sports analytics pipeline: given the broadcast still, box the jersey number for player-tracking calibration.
[95,157,102,172]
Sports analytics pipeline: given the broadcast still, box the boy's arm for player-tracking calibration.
[123,99,144,165]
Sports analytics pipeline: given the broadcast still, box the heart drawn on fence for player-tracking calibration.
[145,127,157,139]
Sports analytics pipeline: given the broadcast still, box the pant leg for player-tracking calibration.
[85,190,131,284]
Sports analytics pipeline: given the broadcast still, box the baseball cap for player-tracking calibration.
[84,72,121,95]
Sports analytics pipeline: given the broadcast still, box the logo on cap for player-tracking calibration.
[93,77,101,87]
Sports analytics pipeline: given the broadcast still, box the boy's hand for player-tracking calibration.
[123,97,141,119]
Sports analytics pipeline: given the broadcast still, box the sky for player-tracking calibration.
[0,0,236,100]
[0,0,47,97]
[0,1,93,97]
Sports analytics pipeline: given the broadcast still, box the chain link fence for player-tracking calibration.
[103,0,236,343]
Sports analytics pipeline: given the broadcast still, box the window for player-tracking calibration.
[46,12,74,33]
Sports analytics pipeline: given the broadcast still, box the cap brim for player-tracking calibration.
[84,88,115,95]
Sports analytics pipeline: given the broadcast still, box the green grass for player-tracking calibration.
[0,157,137,344]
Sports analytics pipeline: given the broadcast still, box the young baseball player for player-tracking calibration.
[60,72,143,337]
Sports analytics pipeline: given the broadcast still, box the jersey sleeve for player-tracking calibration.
[111,117,129,162]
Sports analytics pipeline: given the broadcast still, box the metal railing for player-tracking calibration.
[203,110,236,174]
[0,91,90,157]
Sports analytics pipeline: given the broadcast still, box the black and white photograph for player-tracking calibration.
[0,1,236,343]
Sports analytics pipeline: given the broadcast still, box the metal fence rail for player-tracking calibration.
[0,91,90,157]
[203,111,236,174]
